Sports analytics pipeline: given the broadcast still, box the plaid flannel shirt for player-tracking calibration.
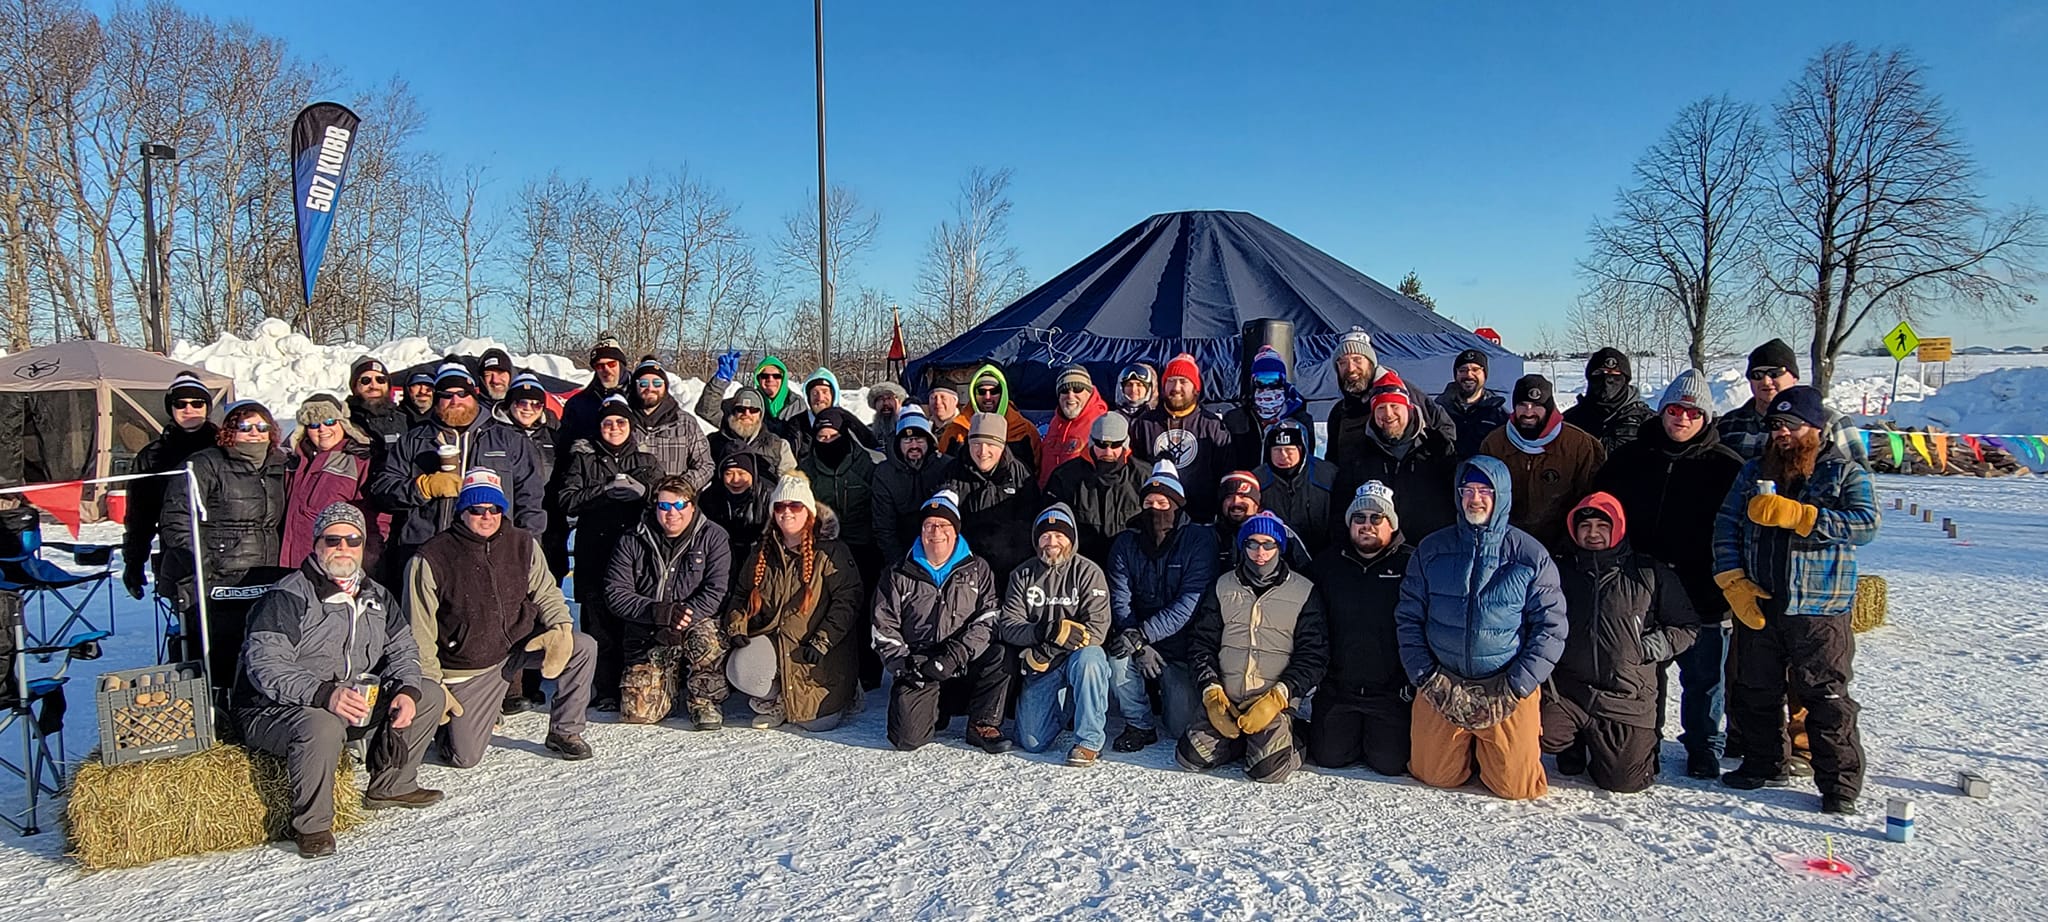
[1713,450,1880,617]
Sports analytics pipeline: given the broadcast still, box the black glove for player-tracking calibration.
[898,655,931,687]
[917,655,951,681]
[726,631,750,649]
[1104,628,1145,659]
[122,563,147,601]
[1131,644,1165,679]
[793,639,826,665]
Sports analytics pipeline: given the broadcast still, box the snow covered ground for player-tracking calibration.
[2,474,2045,919]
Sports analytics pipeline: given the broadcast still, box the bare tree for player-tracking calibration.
[911,166,1028,351]
[442,163,497,337]
[1584,95,1769,372]
[1765,43,2044,392]
[774,184,877,364]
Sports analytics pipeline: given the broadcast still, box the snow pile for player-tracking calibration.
[1881,366,2048,435]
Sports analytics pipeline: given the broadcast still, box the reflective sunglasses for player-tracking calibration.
[1457,485,1496,498]
[772,501,808,514]
[1251,373,1285,388]
[317,533,366,548]
[1243,538,1280,552]
[355,373,388,385]
[463,504,504,517]
[1662,404,1704,421]
[171,398,208,410]
[435,388,474,401]
[1348,512,1391,526]
[1093,439,1126,450]
[303,417,340,431]
[635,376,666,389]
[593,359,622,370]
[1766,418,1805,432]
[232,419,272,434]
[1746,367,1788,381]
[511,398,544,411]
[655,500,690,513]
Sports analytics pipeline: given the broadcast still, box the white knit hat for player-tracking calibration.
[770,470,818,518]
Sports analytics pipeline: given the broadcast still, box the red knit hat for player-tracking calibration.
[1162,353,1201,392]
[1570,492,1628,545]
[1369,370,1412,412]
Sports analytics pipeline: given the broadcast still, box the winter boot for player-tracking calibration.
[363,787,445,811]
[690,702,724,731]
[1786,755,1815,778]
[750,708,786,730]
[1066,746,1100,767]
[1722,761,1793,790]
[1821,794,1859,815]
[968,723,1015,754]
[294,829,336,860]
[1555,744,1588,777]
[1112,725,1158,753]
[1686,750,1723,780]
[501,694,532,716]
[545,732,594,761]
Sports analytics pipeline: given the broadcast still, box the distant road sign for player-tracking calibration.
[1885,322,1921,362]
[1918,337,1952,363]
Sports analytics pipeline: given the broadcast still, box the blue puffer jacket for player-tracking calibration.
[1108,514,1219,661]
[1394,455,1568,697]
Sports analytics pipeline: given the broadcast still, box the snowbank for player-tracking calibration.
[1881,366,2048,435]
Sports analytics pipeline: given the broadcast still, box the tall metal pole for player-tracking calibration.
[814,0,832,368]
[140,147,161,353]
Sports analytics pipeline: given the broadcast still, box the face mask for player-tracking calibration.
[229,440,270,464]
[1253,388,1287,419]
[1144,507,1177,534]
[1590,375,1632,404]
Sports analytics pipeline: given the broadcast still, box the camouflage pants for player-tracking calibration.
[1176,716,1303,783]
[619,619,728,724]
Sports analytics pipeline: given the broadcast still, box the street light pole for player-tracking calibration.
[814,0,831,368]
[139,142,176,353]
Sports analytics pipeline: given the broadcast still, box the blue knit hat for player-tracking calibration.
[895,405,933,438]
[1250,346,1289,386]
[920,489,964,530]
[508,372,546,403]
[1460,465,1494,489]
[1035,502,1079,547]
[1237,511,1287,550]
[1140,460,1186,506]
[434,361,475,388]
[456,468,508,512]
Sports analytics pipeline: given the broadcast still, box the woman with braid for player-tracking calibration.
[720,473,864,730]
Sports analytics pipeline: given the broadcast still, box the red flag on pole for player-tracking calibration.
[887,309,907,362]
[22,480,84,538]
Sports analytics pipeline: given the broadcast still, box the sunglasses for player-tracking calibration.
[772,501,808,514]
[1243,538,1280,552]
[1093,439,1126,450]
[318,533,366,549]
[303,418,340,431]
[463,504,503,517]
[1348,512,1390,526]
[976,387,1000,395]
[655,500,690,513]
[731,406,762,416]
[593,359,621,370]
[511,398,543,410]
[757,371,783,380]
[1766,418,1805,432]
[1746,367,1788,381]
[600,417,632,427]
[635,377,666,389]
[1058,384,1090,395]
[1251,374,1284,387]
[172,398,208,410]
[1662,404,1704,421]
[1457,485,1496,498]
[435,388,474,401]
[356,374,387,385]
[232,419,272,434]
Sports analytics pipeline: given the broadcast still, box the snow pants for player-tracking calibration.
[886,641,1010,751]
[1410,686,1548,800]
[618,618,728,724]
[1539,692,1660,793]
[238,683,443,835]
[1729,613,1864,801]
[1307,686,1411,776]
[1176,714,1303,783]
[438,634,596,768]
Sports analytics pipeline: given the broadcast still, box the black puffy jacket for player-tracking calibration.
[1310,535,1413,695]
[557,437,662,604]
[1563,385,1656,455]
[1549,542,1700,728]
[371,411,547,547]
[1043,456,1142,565]
[123,422,219,585]
[1257,458,1338,557]
[1593,419,1746,622]
[872,454,950,561]
[1434,386,1509,459]
[158,444,288,610]
[941,450,1042,581]
[1327,420,1461,544]
[605,513,733,663]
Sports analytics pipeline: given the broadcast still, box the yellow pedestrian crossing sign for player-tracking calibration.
[1885,322,1921,362]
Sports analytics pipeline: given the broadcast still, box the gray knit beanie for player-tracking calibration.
[1336,326,1377,365]
[312,502,367,539]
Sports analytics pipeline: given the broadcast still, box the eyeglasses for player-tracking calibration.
[655,500,689,513]
[172,398,208,410]
[599,417,632,428]
[731,406,762,416]
[232,419,272,434]
[772,501,807,514]
[1662,405,1704,421]
[463,505,503,517]
[303,418,340,431]
[1058,384,1090,395]
[1747,367,1788,381]
[318,533,366,548]
[511,398,543,411]
[1093,439,1126,450]
[635,377,665,389]
[1243,538,1280,552]
[1457,485,1496,499]
[355,374,387,385]
[435,388,474,401]
[1348,512,1390,526]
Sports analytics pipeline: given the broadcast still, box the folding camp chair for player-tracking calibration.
[0,589,109,835]
[0,507,115,648]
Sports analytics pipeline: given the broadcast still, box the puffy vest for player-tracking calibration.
[1215,572,1314,702]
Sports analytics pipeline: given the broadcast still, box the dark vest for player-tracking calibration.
[415,524,540,671]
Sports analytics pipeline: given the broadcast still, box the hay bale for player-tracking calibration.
[1853,574,1887,633]
[64,744,366,871]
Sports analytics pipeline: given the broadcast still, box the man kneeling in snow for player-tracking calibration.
[237,503,443,860]
[1177,512,1327,784]
[871,491,1013,753]
[995,504,1113,767]
[405,470,597,765]
[1541,493,1699,793]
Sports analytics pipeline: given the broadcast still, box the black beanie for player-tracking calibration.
[165,371,212,412]
[1586,347,1631,381]
[1748,339,1799,378]
[1513,374,1556,412]
[1454,348,1489,373]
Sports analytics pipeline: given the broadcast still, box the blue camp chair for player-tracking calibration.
[0,507,115,648]
[1,590,108,836]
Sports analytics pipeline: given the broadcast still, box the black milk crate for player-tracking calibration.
[95,661,215,766]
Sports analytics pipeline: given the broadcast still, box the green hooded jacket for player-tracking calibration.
[757,356,799,420]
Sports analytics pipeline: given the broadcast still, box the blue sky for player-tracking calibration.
[177,0,2048,349]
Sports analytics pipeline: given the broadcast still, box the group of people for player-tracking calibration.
[119,331,1878,859]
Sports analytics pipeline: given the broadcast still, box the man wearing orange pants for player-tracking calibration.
[1395,456,1569,799]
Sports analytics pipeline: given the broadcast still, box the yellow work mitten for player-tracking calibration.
[1202,685,1242,739]
[1715,569,1771,631]
[524,623,575,679]
[1019,645,1055,673]
[1746,493,1819,536]
[1049,619,1092,651]
[416,471,462,500]
[1235,683,1290,735]
[438,682,465,726]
